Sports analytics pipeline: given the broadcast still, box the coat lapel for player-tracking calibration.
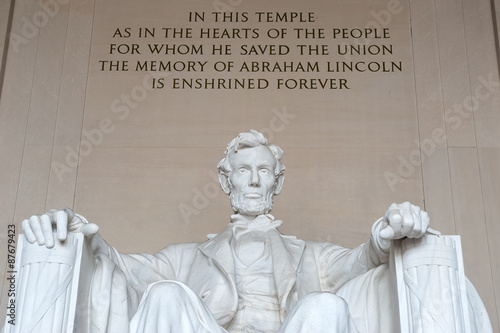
[268,230,305,320]
[186,226,238,327]
[199,226,235,277]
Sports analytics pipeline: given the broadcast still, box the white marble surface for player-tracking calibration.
[1,0,500,330]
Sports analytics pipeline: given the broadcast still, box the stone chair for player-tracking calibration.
[3,233,493,333]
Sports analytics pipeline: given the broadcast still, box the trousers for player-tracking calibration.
[129,280,359,333]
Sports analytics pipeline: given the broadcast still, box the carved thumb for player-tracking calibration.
[379,225,395,241]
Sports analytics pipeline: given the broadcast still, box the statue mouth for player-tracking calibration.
[244,193,263,199]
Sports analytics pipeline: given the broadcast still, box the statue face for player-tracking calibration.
[228,145,277,217]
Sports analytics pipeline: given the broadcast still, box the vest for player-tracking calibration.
[226,230,281,333]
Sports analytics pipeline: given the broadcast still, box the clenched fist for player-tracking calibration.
[379,202,430,242]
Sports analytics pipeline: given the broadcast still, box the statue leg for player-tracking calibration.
[278,292,359,333]
[129,280,227,333]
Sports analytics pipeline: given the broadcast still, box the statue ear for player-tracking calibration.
[219,173,231,194]
[273,173,285,195]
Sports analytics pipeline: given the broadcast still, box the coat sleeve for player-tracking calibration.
[89,232,196,295]
[316,218,390,293]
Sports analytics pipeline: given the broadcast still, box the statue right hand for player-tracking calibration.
[22,208,99,248]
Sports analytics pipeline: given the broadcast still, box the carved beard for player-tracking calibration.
[229,190,274,216]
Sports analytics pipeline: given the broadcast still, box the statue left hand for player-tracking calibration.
[379,202,429,241]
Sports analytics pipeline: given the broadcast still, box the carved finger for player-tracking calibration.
[29,215,45,245]
[22,219,36,243]
[423,211,430,228]
[63,207,75,222]
[45,209,58,221]
[387,210,402,234]
[385,203,399,219]
[66,209,83,232]
[40,214,54,248]
[417,211,430,237]
[400,209,414,237]
[407,210,422,238]
[56,210,68,241]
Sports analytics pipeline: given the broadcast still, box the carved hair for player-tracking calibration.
[217,129,285,178]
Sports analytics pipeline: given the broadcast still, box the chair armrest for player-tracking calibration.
[3,233,94,333]
[390,235,472,333]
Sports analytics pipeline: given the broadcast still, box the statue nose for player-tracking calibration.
[249,170,260,186]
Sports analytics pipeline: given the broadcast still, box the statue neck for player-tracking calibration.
[231,213,276,225]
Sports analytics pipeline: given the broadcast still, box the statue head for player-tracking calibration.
[218,130,285,218]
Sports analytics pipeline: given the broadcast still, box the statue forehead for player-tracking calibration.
[228,145,276,167]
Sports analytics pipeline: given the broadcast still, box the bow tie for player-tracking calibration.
[229,214,283,239]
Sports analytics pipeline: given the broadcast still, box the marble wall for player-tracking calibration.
[0,0,11,89]
[0,0,499,331]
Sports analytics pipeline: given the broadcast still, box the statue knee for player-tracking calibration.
[298,292,350,316]
[143,281,190,308]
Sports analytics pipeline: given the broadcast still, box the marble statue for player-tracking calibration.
[18,130,492,333]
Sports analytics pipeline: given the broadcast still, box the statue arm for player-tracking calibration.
[319,202,430,292]
[317,221,390,293]
[89,232,180,291]
[22,208,179,293]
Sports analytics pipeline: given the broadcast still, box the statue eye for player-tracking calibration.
[259,169,270,174]
[238,168,248,173]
